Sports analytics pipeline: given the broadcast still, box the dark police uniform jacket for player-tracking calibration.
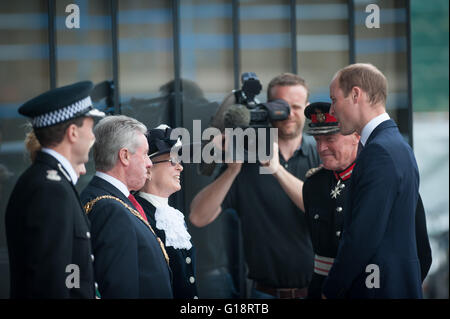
[80,176,173,298]
[303,163,432,299]
[5,151,95,298]
[136,196,198,299]
[322,120,427,298]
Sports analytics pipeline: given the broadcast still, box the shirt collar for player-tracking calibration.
[138,191,169,208]
[297,138,306,155]
[41,148,78,185]
[360,112,390,146]
[95,171,130,197]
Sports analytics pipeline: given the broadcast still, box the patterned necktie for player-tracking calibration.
[128,193,148,222]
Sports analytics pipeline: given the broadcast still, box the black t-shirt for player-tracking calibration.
[220,135,320,288]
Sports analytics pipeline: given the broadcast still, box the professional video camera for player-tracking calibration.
[198,72,290,175]
[229,72,290,128]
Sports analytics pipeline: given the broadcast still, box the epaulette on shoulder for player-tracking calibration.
[45,169,62,182]
[306,166,323,179]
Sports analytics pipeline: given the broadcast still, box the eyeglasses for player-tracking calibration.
[152,157,181,167]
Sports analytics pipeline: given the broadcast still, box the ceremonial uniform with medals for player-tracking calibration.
[303,102,432,299]
[136,125,198,299]
[5,82,104,298]
[303,162,355,299]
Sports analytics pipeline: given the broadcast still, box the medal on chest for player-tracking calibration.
[330,180,345,199]
[331,162,355,199]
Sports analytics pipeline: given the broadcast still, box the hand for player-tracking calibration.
[227,161,243,175]
[211,132,225,151]
[212,133,243,175]
[259,141,280,175]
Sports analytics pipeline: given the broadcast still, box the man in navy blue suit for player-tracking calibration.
[81,115,173,298]
[323,63,423,298]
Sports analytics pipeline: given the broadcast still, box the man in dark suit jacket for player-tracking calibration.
[5,81,104,298]
[323,63,424,298]
[261,102,431,298]
[80,115,173,298]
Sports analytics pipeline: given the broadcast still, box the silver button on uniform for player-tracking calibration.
[86,231,91,239]
[194,296,199,299]
[314,214,319,220]
[189,276,195,284]
[186,257,191,264]
[336,207,343,212]
[91,254,95,262]
[336,231,341,237]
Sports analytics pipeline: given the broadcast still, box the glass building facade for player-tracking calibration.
[0,0,447,298]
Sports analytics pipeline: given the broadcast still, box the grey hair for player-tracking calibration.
[93,115,147,171]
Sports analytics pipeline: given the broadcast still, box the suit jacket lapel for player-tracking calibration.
[90,176,151,226]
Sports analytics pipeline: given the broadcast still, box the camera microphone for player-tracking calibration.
[223,104,251,129]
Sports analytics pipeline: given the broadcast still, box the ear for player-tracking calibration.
[351,86,363,104]
[66,124,78,144]
[118,148,130,166]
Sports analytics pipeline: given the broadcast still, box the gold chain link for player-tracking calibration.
[83,195,170,265]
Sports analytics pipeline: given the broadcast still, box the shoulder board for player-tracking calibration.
[306,166,323,179]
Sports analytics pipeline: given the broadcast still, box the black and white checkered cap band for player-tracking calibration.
[32,96,93,128]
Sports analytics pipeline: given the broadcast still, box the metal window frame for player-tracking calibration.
[172,0,182,128]
[348,0,356,64]
[111,0,121,114]
[232,0,241,89]
[290,0,297,74]
[171,0,185,212]
[48,0,57,89]
[406,0,414,148]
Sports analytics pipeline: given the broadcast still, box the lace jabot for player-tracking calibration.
[138,192,192,250]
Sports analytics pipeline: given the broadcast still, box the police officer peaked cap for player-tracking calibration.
[147,124,182,159]
[304,102,340,136]
[18,81,105,129]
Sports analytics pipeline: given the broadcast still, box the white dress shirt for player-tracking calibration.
[95,171,130,197]
[360,112,390,146]
[138,192,169,208]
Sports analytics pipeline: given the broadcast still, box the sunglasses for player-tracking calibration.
[152,157,181,166]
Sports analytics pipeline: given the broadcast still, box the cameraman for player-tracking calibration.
[189,73,320,298]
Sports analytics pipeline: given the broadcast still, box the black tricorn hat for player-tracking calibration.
[304,102,340,135]
[18,81,105,129]
[147,124,182,159]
